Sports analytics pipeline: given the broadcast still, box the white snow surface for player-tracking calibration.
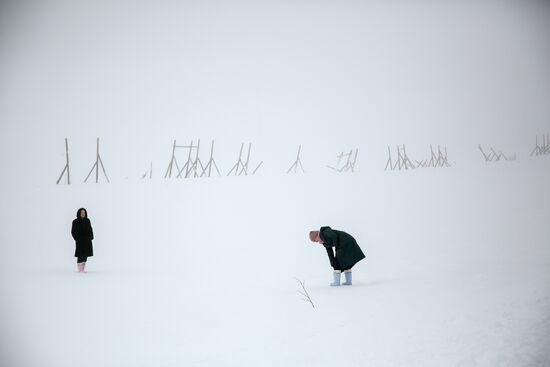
[1,1,550,366]
[1,164,549,367]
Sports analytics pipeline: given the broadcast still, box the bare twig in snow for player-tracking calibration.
[295,278,315,309]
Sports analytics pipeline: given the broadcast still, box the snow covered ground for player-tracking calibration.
[1,160,549,367]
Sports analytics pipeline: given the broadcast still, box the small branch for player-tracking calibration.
[294,278,315,309]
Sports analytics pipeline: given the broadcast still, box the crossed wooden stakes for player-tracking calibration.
[141,161,153,179]
[227,143,263,176]
[57,138,109,184]
[478,145,516,162]
[287,145,305,174]
[530,134,550,157]
[424,145,451,168]
[176,140,204,178]
[84,138,110,183]
[56,138,71,184]
[385,144,450,171]
[164,139,221,179]
[327,149,358,173]
[385,145,415,170]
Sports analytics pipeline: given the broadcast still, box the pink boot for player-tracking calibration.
[77,263,84,273]
[81,262,87,273]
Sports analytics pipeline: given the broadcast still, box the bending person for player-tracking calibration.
[309,226,365,286]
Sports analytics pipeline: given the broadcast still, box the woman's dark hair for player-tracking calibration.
[76,208,88,218]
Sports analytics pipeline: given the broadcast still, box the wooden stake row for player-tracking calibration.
[57,138,110,184]
[57,136,547,184]
[327,149,358,173]
[478,145,516,162]
[226,143,263,176]
[164,140,221,179]
[530,134,550,157]
[385,144,451,171]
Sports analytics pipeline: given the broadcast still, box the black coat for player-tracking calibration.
[320,226,365,270]
[72,211,94,258]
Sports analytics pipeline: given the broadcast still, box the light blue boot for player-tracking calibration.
[342,270,352,286]
[330,271,341,286]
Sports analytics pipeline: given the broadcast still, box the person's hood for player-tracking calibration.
[76,208,88,219]
[319,226,331,243]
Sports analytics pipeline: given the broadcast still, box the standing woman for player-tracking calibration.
[71,208,94,273]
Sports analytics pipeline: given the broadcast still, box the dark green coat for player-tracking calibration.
[320,226,365,270]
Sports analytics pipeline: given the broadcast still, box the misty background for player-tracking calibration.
[1,1,549,366]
